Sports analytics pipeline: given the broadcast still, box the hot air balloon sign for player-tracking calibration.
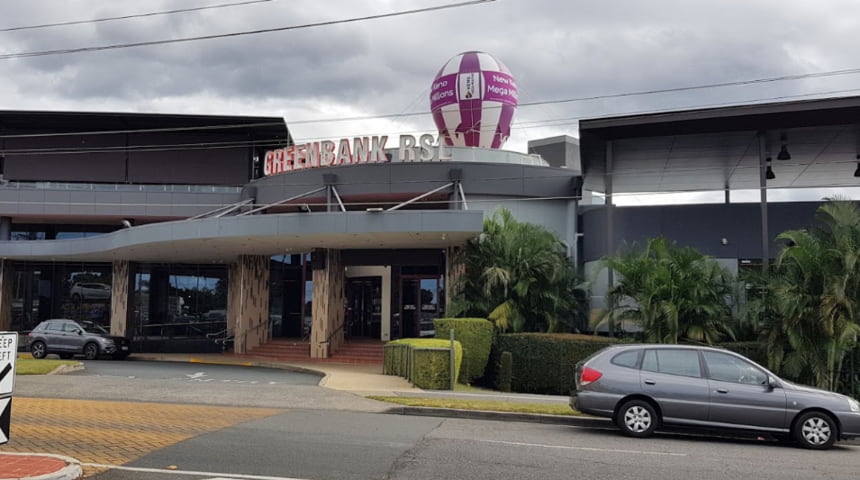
[430,51,518,149]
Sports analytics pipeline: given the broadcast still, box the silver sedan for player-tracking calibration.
[572,344,860,449]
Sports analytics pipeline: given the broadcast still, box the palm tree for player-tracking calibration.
[766,200,860,390]
[450,208,584,333]
[598,237,735,344]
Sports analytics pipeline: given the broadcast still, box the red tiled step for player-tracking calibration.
[237,339,384,364]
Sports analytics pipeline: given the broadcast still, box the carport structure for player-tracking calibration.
[579,95,860,271]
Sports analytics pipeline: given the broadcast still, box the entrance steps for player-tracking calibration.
[233,338,384,365]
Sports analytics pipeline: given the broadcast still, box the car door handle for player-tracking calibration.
[644,379,656,385]
[716,388,729,394]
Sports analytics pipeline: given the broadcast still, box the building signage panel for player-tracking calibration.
[430,74,457,110]
[263,135,451,176]
[0,332,17,396]
[483,72,518,106]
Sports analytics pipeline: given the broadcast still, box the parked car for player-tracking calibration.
[28,319,130,360]
[571,344,860,449]
[70,282,111,301]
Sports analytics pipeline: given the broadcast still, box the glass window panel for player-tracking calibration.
[703,351,768,385]
[655,349,701,377]
[612,350,641,369]
[642,349,658,372]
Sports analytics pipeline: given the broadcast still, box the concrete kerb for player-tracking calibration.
[0,453,82,480]
[47,364,84,375]
[385,406,610,427]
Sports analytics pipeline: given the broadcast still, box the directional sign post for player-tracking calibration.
[0,331,18,445]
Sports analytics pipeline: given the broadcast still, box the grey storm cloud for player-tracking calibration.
[2,0,860,141]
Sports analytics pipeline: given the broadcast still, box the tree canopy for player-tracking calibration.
[450,208,583,333]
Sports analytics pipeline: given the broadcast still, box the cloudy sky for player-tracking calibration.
[2,0,860,202]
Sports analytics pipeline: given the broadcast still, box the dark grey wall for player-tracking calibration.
[5,132,251,185]
[581,202,823,262]
[126,133,250,185]
[5,133,127,182]
[252,162,578,205]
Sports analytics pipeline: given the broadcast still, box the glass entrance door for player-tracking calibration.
[346,277,382,338]
[399,276,443,338]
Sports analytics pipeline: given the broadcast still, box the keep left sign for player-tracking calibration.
[0,332,18,396]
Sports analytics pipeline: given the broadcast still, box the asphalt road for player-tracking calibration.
[76,359,322,386]
[13,360,390,412]
[13,361,860,480]
[86,412,860,480]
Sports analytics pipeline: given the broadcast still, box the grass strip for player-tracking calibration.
[15,358,81,375]
[367,395,579,416]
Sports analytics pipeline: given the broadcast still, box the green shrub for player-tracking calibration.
[498,351,512,393]
[384,338,463,389]
[488,333,618,395]
[434,317,494,384]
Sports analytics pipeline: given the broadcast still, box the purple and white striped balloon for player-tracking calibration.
[430,51,518,149]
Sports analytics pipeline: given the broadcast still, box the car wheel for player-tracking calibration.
[30,341,48,359]
[794,411,837,449]
[83,342,100,360]
[617,399,658,437]
[58,353,74,359]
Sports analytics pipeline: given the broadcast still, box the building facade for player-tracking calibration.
[0,110,580,357]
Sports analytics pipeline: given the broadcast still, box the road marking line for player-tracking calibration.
[477,439,687,456]
[81,463,314,480]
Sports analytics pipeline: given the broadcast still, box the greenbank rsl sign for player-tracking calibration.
[263,134,452,176]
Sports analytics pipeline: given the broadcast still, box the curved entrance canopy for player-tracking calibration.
[0,210,484,262]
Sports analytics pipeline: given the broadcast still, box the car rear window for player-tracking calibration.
[611,350,641,368]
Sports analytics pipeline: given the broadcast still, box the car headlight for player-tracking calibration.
[102,338,115,345]
[848,398,860,413]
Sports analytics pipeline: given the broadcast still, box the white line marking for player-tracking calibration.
[477,439,687,456]
[81,463,314,480]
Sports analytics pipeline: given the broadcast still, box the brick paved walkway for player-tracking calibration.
[4,398,283,478]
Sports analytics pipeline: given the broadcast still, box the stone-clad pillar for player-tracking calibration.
[311,249,344,358]
[0,260,13,331]
[228,255,270,354]
[444,246,464,315]
[110,260,133,337]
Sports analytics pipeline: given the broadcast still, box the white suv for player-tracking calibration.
[70,282,111,301]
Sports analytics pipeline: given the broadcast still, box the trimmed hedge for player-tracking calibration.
[384,338,463,390]
[488,333,618,395]
[434,317,494,384]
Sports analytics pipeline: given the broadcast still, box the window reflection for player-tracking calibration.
[134,264,228,341]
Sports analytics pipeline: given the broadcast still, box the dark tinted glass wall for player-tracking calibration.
[5,132,251,185]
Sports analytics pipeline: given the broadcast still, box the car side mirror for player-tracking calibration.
[767,376,780,389]
[76,330,84,335]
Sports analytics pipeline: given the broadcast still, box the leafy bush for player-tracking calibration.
[487,333,618,395]
[384,338,463,390]
[434,317,494,384]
